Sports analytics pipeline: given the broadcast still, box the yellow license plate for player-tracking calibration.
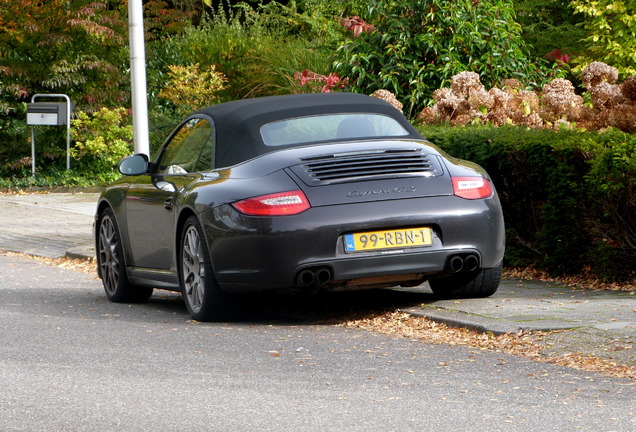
[345,227,432,252]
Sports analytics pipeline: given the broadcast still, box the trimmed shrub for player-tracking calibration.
[418,123,636,282]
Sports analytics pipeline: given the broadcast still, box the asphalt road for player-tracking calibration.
[2,253,635,432]
[1,192,634,369]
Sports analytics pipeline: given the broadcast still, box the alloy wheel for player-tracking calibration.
[98,215,120,296]
[182,225,206,313]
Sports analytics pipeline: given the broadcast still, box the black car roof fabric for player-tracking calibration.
[193,93,423,169]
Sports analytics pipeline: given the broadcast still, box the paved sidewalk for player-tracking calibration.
[0,192,97,259]
[1,191,634,367]
[404,281,636,366]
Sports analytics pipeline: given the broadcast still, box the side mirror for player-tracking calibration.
[118,154,149,176]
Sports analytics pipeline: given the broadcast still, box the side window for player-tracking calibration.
[157,118,215,174]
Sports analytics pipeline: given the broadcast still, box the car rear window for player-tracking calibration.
[260,113,410,147]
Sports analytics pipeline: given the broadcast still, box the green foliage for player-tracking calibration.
[157,64,226,116]
[571,0,636,78]
[256,0,365,46]
[513,0,586,59]
[333,0,552,117]
[0,106,29,171]
[583,130,636,194]
[0,103,72,179]
[143,0,194,39]
[0,165,114,189]
[148,109,184,154]
[0,0,130,108]
[242,36,337,96]
[160,6,266,101]
[0,105,122,189]
[159,3,336,102]
[418,123,636,281]
[71,107,134,179]
[580,129,636,277]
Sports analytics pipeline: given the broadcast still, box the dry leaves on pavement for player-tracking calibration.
[341,311,636,380]
[504,267,636,293]
[2,251,97,275]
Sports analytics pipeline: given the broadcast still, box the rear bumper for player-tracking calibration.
[200,195,505,293]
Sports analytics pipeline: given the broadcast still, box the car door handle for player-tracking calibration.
[164,198,174,211]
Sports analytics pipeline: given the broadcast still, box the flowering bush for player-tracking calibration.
[418,62,636,133]
[339,16,375,37]
[545,49,571,67]
[370,89,403,113]
[540,78,584,124]
[581,61,619,89]
[293,69,347,93]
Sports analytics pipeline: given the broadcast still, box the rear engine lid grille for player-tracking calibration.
[290,149,443,185]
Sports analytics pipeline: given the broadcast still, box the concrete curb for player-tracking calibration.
[402,305,582,335]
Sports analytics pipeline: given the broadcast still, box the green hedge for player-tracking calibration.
[418,124,636,281]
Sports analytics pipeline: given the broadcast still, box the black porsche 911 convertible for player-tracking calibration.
[95,92,505,321]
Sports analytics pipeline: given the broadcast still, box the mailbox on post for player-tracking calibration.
[27,102,70,126]
[27,94,73,175]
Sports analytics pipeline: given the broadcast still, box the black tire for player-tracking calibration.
[97,208,153,303]
[180,215,235,322]
[430,262,502,300]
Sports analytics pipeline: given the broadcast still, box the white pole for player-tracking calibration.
[128,0,150,157]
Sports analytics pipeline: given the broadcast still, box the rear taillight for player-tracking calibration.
[452,176,493,199]
[232,190,311,216]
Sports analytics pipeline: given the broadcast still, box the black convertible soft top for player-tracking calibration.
[192,93,423,168]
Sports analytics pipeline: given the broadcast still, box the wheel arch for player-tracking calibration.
[95,199,136,281]
[95,199,112,224]
[174,207,227,295]
[95,202,153,302]
[175,207,198,262]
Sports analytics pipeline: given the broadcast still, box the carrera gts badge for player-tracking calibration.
[347,186,416,197]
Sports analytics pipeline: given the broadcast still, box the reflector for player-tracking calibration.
[452,176,493,199]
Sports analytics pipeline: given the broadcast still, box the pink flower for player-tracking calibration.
[301,69,309,86]
[545,49,570,65]
[339,16,375,37]
[294,70,348,93]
